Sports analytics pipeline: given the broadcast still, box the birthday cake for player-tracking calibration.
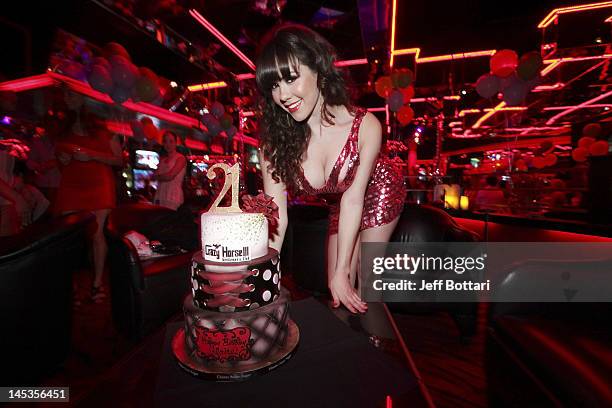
[173,163,298,381]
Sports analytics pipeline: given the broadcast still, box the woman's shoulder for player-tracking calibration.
[355,109,382,144]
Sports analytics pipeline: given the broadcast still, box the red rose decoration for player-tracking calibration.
[241,193,279,238]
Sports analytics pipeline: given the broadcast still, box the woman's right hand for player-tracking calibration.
[329,271,368,314]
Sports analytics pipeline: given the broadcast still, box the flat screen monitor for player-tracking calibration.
[135,149,160,170]
[133,169,158,190]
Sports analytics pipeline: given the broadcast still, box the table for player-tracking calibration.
[72,298,433,408]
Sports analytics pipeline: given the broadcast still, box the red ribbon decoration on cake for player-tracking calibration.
[241,193,279,238]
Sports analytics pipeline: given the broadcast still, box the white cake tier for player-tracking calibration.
[201,212,268,262]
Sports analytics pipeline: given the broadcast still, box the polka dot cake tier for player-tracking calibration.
[172,163,299,381]
[191,250,282,313]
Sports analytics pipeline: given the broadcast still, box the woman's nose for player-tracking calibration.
[278,82,291,102]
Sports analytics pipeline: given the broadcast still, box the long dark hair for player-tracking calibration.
[255,24,353,192]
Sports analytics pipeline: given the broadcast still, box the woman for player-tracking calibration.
[153,131,186,210]
[55,107,123,302]
[256,24,406,314]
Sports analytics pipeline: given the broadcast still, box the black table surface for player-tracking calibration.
[71,298,431,408]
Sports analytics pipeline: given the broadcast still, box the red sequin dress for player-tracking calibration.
[297,108,406,234]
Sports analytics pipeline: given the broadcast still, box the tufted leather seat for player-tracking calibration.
[0,212,95,384]
[105,204,197,340]
[388,204,481,338]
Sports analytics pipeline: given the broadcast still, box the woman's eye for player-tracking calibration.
[271,82,279,90]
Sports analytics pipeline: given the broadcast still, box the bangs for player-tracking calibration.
[256,42,301,94]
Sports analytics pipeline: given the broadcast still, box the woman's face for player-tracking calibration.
[271,63,320,122]
[163,134,177,153]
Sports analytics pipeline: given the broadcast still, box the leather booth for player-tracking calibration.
[0,212,95,385]
[286,203,481,337]
[105,204,196,340]
[486,259,612,407]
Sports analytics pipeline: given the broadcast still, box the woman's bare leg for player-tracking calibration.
[92,209,110,288]
[357,216,401,297]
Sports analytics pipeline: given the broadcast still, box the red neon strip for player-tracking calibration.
[538,1,612,29]
[547,89,612,124]
[606,15,612,21]
[0,73,54,92]
[334,58,368,67]
[543,103,612,110]
[236,73,255,81]
[367,107,386,112]
[189,9,255,71]
[386,395,392,408]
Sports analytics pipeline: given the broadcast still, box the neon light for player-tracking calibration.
[334,58,368,67]
[386,395,392,408]
[459,109,482,117]
[473,101,506,129]
[410,95,460,103]
[0,74,54,92]
[236,73,255,81]
[540,60,563,76]
[417,49,496,64]
[533,82,565,91]
[187,81,227,92]
[367,107,387,112]
[606,15,612,21]
[546,89,612,124]
[485,106,527,112]
[389,0,398,67]
[543,54,612,64]
[189,9,255,71]
[538,1,612,29]
[543,103,612,110]
[241,111,255,117]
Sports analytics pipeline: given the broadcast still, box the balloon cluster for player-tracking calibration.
[475,50,543,106]
[57,41,164,106]
[573,123,609,162]
[512,141,559,171]
[374,69,415,126]
[193,102,237,145]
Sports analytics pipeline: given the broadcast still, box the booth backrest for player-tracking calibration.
[0,212,95,384]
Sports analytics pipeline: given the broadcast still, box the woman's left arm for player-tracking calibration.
[330,113,382,313]
[155,154,187,181]
[73,134,124,166]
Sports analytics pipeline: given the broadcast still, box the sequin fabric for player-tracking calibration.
[298,108,406,234]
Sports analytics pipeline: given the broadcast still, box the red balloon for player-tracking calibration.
[397,106,414,126]
[532,156,546,169]
[399,86,415,102]
[375,76,392,98]
[104,42,131,61]
[490,49,519,77]
[578,136,596,149]
[582,123,602,138]
[572,147,589,162]
[543,154,558,167]
[589,140,609,156]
